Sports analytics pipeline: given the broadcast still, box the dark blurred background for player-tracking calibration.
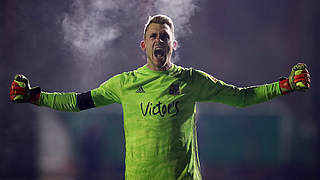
[1,0,319,179]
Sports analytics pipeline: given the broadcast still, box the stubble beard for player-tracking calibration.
[147,52,172,71]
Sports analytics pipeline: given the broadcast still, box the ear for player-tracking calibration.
[140,41,146,51]
[173,40,178,50]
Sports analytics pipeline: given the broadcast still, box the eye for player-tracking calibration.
[160,33,169,41]
[150,33,157,39]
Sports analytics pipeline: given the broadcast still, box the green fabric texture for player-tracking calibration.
[193,70,281,107]
[39,92,80,112]
[38,64,281,180]
[91,64,281,179]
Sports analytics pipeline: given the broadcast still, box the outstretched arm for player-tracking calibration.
[39,91,96,112]
[9,74,121,112]
[194,63,311,107]
[9,74,92,112]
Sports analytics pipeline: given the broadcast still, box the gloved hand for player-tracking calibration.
[279,63,311,95]
[9,74,41,104]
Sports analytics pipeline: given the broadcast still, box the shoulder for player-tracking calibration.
[171,64,195,77]
[173,64,206,78]
[108,66,141,81]
[177,66,220,83]
[108,66,145,86]
[98,72,126,89]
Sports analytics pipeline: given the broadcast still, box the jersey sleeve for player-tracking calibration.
[38,92,80,112]
[90,74,122,107]
[191,69,282,107]
[38,74,122,111]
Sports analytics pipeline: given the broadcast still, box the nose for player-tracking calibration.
[155,35,163,43]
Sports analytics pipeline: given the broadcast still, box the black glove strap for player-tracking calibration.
[30,86,41,94]
[278,77,287,81]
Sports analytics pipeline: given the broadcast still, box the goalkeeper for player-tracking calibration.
[9,15,310,180]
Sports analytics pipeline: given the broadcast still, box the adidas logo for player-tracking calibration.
[136,86,145,93]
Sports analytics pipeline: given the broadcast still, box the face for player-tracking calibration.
[141,23,177,71]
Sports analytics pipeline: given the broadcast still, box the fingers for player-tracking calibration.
[14,80,26,88]
[294,72,309,79]
[293,73,310,83]
[10,81,27,102]
[14,74,30,89]
[294,73,311,89]
[295,80,310,88]
[11,81,27,92]
[10,95,25,101]
[10,74,33,103]
[291,63,311,90]
[14,74,27,82]
[294,79,311,86]
[294,76,311,84]
[293,63,307,71]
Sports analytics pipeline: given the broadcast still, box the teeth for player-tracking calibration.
[154,48,165,58]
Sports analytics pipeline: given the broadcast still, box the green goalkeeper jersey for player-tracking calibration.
[39,64,281,180]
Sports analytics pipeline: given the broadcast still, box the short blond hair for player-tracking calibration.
[143,14,175,39]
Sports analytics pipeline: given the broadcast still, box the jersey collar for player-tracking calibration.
[141,63,176,75]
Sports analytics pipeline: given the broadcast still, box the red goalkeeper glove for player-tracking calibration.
[9,74,41,104]
[279,63,311,95]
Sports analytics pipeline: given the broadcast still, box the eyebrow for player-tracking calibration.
[149,33,156,37]
[148,30,170,36]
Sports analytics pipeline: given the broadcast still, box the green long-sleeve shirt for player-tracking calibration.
[38,64,282,180]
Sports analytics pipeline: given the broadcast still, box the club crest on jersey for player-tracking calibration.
[169,83,180,95]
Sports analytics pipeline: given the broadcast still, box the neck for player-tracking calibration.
[147,61,172,71]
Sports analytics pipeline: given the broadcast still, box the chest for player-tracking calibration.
[120,75,194,118]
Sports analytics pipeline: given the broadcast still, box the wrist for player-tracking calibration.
[279,77,293,95]
[29,87,41,104]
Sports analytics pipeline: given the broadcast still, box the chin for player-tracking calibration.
[153,57,166,66]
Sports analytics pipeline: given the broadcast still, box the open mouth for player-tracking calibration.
[154,48,165,59]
